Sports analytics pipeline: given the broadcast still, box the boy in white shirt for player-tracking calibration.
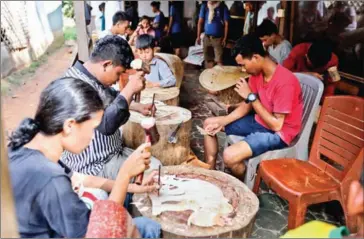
[98,11,130,40]
[256,19,292,65]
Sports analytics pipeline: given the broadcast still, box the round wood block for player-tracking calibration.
[133,166,259,238]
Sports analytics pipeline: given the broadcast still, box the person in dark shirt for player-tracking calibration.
[125,1,139,31]
[61,36,162,236]
[151,1,166,43]
[8,78,158,238]
[167,1,183,57]
[62,35,161,180]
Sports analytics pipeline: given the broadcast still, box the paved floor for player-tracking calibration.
[180,64,344,238]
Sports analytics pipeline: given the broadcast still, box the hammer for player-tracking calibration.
[130,59,151,103]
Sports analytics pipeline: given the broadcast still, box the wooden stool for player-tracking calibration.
[122,105,192,165]
[141,87,180,106]
[133,166,259,238]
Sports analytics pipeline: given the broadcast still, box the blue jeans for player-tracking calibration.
[124,193,161,238]
[225,114,287,157]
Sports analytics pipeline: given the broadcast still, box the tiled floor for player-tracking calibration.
[180,64,344,238]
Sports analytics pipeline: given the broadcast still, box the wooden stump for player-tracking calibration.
[122,106,192,165]
[133,166,259,238]
[199,66,248,105]
[155,53,185,88]
[141,87,180,106]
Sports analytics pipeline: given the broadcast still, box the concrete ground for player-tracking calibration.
[180,64,344,238]
[1,48,344,237]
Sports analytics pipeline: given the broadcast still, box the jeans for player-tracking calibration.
[133,217,161,238]
[225,114,287,157]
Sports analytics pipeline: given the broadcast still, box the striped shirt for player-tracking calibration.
[60,61,130,175]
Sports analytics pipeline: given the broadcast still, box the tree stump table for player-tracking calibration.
[122,106,192,165]
[133,166,259,238]
[141,87,180,106]
[199,66,249,105]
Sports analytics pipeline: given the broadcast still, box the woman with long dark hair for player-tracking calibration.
[8,77,152,238]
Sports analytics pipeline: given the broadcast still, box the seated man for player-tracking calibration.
[283,39,340,99]
[61,36,161,237]
[136,34,176,88]
[256,19,292,65]
[61,35,161,189]
[98,11,130,40]
[203,34,303,178]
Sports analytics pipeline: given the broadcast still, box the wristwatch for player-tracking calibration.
[245,93,258,103]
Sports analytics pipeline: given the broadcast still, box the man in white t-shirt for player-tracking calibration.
[98,11,129,40]
[256,19,292,65]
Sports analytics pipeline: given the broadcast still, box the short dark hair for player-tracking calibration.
[112,11,130,26]
[91,35,134,68]
[151,1,161,9]
[232,34,268,59]
[140,15,151,23]
[136,34,155,50]
[98,2,105,11]
[307,40,333,68]
[256,19,278,37]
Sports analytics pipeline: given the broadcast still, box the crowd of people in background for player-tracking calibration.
[92,0,358,100]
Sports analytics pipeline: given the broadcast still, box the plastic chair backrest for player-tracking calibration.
[290,73,324,145]
[309,96,364,182]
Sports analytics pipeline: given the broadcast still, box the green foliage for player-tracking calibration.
[62,0,74,19]
[63,26,77,41]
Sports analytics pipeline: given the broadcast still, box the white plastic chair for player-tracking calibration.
[224,73,324,189]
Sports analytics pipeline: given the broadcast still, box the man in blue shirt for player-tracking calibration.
[151,1,166,43]
[167,1,183,57]
[197,1,230,67]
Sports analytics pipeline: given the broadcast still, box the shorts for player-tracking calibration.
[225,114,287,157]
[203,35,223,63]
[170,32,183,49]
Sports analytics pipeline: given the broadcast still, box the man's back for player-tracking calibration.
[283,43,338,74]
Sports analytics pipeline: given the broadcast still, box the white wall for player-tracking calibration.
[138,1,169,17]
[225,1,234,9]
[257,1,280,25]
[104,1,123,30]
[137,1,196,18]
[184,2,196,18]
